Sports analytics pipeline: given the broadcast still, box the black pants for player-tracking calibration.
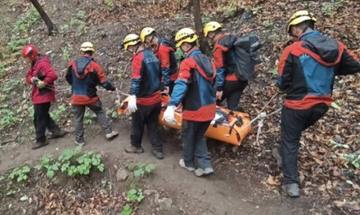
[217,80,248,111]
[131,102,162,151]
[182,120,212,169]
[281,103,329,184]
[34,102,60,142]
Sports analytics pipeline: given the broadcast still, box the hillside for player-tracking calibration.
[0,0,359,214]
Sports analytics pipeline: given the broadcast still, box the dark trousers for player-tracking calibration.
[281,103,329,184]
[73,100,112,142]
[217,80,248,111]
[34,102,60,142]
[131,102,162,151]
[182,120,212,169]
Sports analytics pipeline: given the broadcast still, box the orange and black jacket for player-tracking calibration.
[154,38,178,84]
[66,56,115,105]
[213,34,239,91]
[277,31,360,110]
[131,49,162,106]
[169,48,216,122]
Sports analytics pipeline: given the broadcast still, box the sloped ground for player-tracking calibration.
[0,0,359,214]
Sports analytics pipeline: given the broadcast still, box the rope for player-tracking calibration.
[236,93,282,145]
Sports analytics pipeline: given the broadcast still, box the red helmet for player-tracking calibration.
[21,45,38,60]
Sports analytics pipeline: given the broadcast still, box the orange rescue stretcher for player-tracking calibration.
[118,96,252,146]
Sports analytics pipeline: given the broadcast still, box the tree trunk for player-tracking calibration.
[28,0,56,35]
[192,0,208,53]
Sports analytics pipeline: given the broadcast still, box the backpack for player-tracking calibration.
[230,34,262,81]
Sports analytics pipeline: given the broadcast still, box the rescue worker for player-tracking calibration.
[275,10,360,197]
[204,21,248,111]
[163,28,216,177]
[140,27,178,94]
[66,42,118,145]
[122,34,164,160]
[23,45,67,150]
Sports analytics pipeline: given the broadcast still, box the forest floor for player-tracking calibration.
[0,0,359,214]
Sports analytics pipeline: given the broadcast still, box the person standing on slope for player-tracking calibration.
[275,10,360,197]
[122,34,164,160]
[140,27,178,94]
[204,21,248,111]
[23,45,67,150]
[163,28,216,177]
[66,42,118,146]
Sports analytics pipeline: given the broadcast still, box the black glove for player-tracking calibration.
[102,81,116,91]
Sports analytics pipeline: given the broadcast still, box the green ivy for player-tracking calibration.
[9,166,30,182]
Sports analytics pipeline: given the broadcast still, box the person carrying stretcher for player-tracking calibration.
[163,28,216,177]
[140,27,178,94]
[122,34,164,160]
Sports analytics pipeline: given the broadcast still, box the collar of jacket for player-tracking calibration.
[300,30,321,41]
[186,47,201,58]
[215,33,226,44]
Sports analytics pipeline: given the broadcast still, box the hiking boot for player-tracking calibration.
[50,130,68,139]
[32,140,49,150]
[272,147,283,168]
[195,167,214,177]
[125,146,144,154]
[152,149,164,160]
[179,159,195,172]
[283,183,300,198]
[106,130,119,140]
[75,140,85,146]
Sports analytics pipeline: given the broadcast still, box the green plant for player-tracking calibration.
[14,6,41,34]
[126,189,144,203]
[0,108,20,132]
[8,38,27,52]
[35,156,60,179]
[263,20,273,29]
[59,24,70,34]
[175,48,185,62]
[335,0,345,7]
[120,204,133,215]
[77,10,86,18]
[104,0,115,11]
[50,105,67,124]
[106,109,119,119]
[134,163,155,178]
[70,18,85,26]
[201,16,211,25]
[268,68,277,76]
[339,152,360,169]
[252,6,263,14]
[322,2,333,16]
[0,62,5,78]
[9,166,30,182]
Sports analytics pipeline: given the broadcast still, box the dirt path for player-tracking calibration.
[0,122,315,215]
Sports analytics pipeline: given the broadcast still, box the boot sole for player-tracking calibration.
[32,142,49,150]
[106,133,119,140]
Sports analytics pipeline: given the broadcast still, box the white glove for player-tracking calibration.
[127,95,137,113]
[30,77,38,84]
[163,106,176,125]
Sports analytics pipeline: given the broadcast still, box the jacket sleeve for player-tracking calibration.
[158,46,171,87]
[95,63,116,91]
[213,46,227,91]
[39,61,58,84]
[277,46,293,91]
[336,43,360,76]
[168,59,193,106]
[26,68,32,85]
[65,64,73,85]
[131,55,142,95]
